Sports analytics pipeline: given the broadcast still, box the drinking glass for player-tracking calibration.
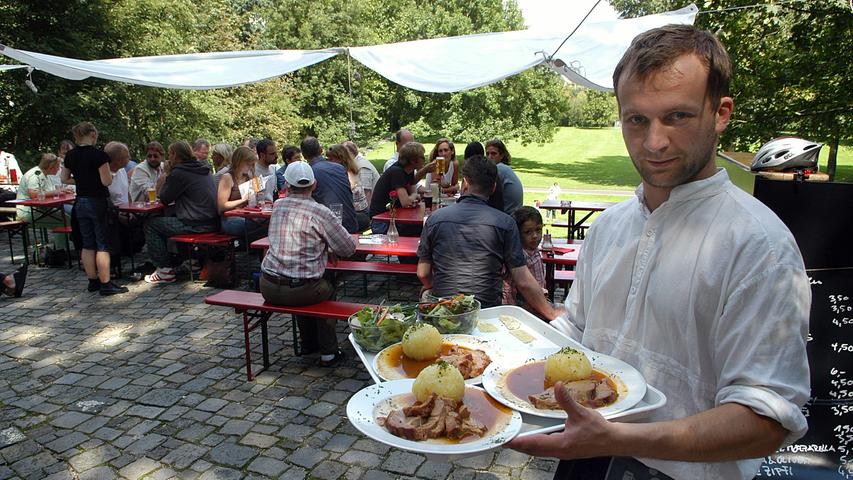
[37,190,46,201]
[147,187,156,203]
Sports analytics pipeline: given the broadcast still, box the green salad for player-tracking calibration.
[351,304,416,352]
[417,294,480,334]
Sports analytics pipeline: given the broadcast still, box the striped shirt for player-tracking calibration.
[502,247,546,306]
[261,193,357,280]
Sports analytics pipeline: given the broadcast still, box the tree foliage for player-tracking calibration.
[609,0,853,174]
[0,0,568,168]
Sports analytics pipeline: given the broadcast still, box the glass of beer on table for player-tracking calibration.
[147,187,157,203]
[435,156,445,175]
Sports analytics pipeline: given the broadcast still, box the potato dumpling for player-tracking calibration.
[412,361,465,402]
[544,347,592,384]
[402,323,442,360]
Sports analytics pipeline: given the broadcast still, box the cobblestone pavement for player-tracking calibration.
[0,236,559,480]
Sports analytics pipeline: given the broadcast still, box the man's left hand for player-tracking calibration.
[507,381,620,459]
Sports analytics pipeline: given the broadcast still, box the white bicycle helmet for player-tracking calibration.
[751,137,821,172]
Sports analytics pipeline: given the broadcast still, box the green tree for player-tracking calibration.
[608,0,853,177]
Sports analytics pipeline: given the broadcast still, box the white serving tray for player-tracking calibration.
[348,305,666,455]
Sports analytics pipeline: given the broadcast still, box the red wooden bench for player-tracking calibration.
[0,220,29,264]
[170,232,239,282]
[250,236,269,250]
[204,290,368,380]
[326,259,418,298]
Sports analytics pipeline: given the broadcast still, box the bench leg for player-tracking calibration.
[260,314,270,370]
[242,311,254,381]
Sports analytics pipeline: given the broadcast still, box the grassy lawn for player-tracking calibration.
[366,127,853,205]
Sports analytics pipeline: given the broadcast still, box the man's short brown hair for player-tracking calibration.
[397,142,425,168]
[613,24,732,109]
[146,141,165,156]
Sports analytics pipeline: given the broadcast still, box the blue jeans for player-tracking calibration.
[370,220,388,234]
[75,197,109,251]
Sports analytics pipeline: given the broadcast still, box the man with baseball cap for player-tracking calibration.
[259,161,357,367]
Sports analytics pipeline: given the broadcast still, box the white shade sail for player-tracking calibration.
[0,4,696,93]
[0,47,342,89]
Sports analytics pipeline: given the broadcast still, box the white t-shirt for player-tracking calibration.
[547,184,561,200]
[553,170,810,480]
[108,168,129,206]
[254,163,278,202]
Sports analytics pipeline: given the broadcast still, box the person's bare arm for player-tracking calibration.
[417,260,433,293]
[217,175,248,213]
[98,163,113,187]
[397,186,419,208]
[415,161,436,182]
[510,266,557,320]
[509,383,788,461]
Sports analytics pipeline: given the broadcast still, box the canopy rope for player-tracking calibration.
[346,48,355,140]
[548,0,602,61]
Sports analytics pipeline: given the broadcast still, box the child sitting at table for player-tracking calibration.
[503,206,547,309]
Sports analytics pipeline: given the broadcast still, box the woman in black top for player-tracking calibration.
[62,122,127,295]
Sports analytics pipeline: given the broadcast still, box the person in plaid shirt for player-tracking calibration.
[260,161,357,367]
[502,206,547,310]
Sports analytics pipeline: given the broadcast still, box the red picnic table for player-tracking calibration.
[10,194,76,266]
[371,206,426,225]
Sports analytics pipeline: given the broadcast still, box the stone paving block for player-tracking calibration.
[382,451,424,475]
[118,457,161,480]
[454,451,495,469]
[43,469,75,480]
[193,397,227,413]
[0,427,25,448]
[520,467,554,480]
[216,403,251,419]
[111,385,150,401]
[338,450,382,469]
[324,433,357,453]
[126,434,167,455]
[137,389,185,408]
[206,442,257,468]
[275,396,312,410]
[303,401,337,418]
[417,460,454,480]
[159,405,190,421]
[278,424,313,443]
[127,419,160,437]
[68,444,121,471]
[176,424,215,443]
[239,432,277,449]
[125,405,164,419]
[79,465,117,480]
[312,460,348,480]
[219,419,253,436]
[180,378,215,393]
[45,431,89,452]
[76,416,110,434]
[53,373,86,385]
[247,456,288,477]
[361,470,396,480]
[92,427,122,442]
[199,466,243,480]
[161,443,209,469]
[51,411,92,429]
[287,446,327,469]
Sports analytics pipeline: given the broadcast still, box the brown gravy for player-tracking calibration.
[391,388,511,444]
[505,361,617,409]
[382,343,481,378]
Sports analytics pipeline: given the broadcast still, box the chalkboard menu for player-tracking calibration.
[754,179,853,478]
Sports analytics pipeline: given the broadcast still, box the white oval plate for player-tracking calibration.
[346,379,523,459]
[373,334,498,385]
[482,347,647,419]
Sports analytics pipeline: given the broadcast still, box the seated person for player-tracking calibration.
[218,146,266,240]
[424,138,460,195]
[105,142,130,206]
[16,153,70,249]
[144,141,219,284]
[326,144,370,232]
[369,141,424,237]
[260,162,357,366]
[502,206,547,310]
[417,155,558,320]
[302,137,358,233]
[0,265,27,298]
[275,145,302,191]
[129,141,165,203]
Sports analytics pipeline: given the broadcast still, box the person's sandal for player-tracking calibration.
[12,265,27,298]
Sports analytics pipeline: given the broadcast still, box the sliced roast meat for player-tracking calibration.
[381,409,424,440]
[379,393,488,442]
[440,346,492,379]
[527,379,618,410]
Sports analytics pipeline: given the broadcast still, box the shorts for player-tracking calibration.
[75,197,109,251]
